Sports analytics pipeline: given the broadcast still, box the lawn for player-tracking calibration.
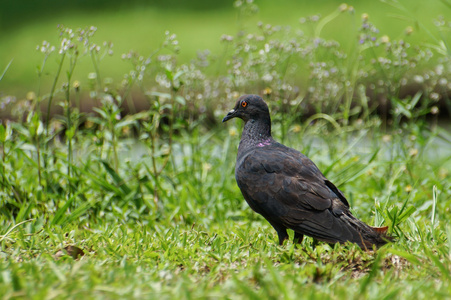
[1,0,451,299]
[1,119,451,299]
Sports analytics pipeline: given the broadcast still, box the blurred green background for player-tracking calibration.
[1,0,449,98]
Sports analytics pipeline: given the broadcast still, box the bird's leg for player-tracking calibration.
[269,223,289,245]
[293,232,304,244]
[277,230,289,245]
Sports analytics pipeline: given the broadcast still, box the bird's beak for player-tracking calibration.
[222,109,237,122]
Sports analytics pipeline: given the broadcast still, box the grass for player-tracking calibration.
[1,0,451,298]
[1,223,449,299]
[1,118,450,298]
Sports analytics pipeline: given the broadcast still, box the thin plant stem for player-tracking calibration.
[158,91,175,176]
[46,52,66,134]
[33,55,50,190]
[35,55,48,111]
[148,116,159,205]
[90,51,102,91]
[1,140,5,191]
[36,135,42,188]
[65,53,79,198]
[111,117,118,172]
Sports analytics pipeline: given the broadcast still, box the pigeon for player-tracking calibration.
[222,94,391,249]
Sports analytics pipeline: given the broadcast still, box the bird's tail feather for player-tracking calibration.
[342,213,393,249]
[371,226,389,234]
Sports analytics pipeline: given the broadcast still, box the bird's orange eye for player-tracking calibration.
[241,101,248,108]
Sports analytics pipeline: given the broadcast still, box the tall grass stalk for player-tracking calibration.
[64,50,79,197]
[0,59,13,82]
[0,124,6,190]
[45,52,66,135]
[431,185,438,225]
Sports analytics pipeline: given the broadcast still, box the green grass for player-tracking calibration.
[1,0,451,298]
[2,221,450,299]
[1,117,451,298]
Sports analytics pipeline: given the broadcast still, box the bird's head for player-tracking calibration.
[222,94,270,123]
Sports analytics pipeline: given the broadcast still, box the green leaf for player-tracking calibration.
[329,149,380,187]
[79,166,123,195]
[62,197,98,226]
[0,59,13,82]
[66,127,75,140]
[175,96,186,105]
[115,118,137,130]
[173,70,185,81]
[396,206,416,224]
[50,188,88,226]
[389,249,422,266]
[147,91,171,99]
[391,97,412,119]
[424,247,451,281]
[410,91,422,108]
[15,200,34,223]
[93,107,109,119]
[165,68,173,81]
[0,124,6,143]
[101,160,132,195]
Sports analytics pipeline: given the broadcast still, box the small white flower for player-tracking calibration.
[430,92,440,101]
[262,74,273,82]
[413,75,424,84]
[439,78,447,86]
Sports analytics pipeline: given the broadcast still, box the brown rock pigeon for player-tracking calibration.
[223,94,391,249]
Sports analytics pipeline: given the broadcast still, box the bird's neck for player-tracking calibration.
[238,118,273,153]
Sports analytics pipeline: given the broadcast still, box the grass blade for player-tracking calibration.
[101,160,132,195]
[0,59,13,82]
[50,188,88,226]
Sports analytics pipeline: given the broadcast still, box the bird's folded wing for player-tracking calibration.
[236,147,356,240]
[238,147,340,208]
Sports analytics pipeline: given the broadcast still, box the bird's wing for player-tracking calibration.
[236,144,355,242]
